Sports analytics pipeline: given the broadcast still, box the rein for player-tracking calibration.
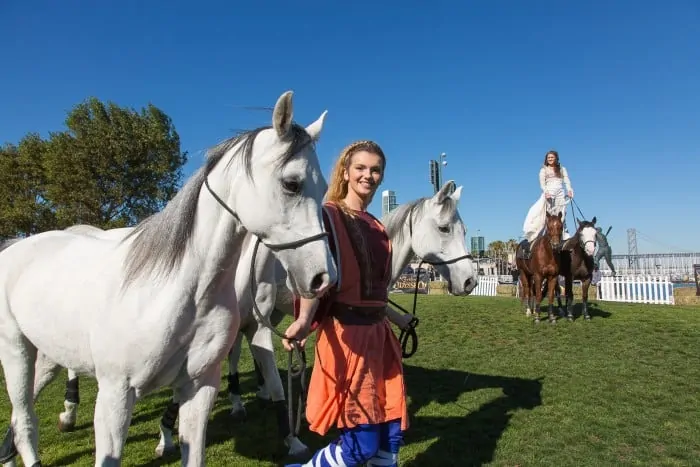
[387,205,474,359]
[205,178,325,439]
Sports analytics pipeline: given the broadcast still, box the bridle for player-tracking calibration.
[204,178,326,439]
[387,205,474,359]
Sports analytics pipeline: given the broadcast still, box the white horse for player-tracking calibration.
[159,180,479,458]
[0,90,337,467]
[43,180,479,461]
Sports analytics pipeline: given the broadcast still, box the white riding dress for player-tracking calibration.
[522,165,574,242]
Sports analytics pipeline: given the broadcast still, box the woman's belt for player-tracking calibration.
[331,303,387,325]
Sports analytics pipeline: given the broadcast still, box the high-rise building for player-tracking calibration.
[382,190,398,217]
[471,236,485,257]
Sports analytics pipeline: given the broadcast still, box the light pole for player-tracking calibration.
[429,153,448,194]
[438,152,447,188]
[475,229,481,276]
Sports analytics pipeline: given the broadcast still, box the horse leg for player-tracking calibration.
[92,378,136,466]
[0,347,61,466]
[533,274,543,324]
[249,326,309,459]
[565,274,574,320]
[175,365,220,466]
[582,278,592,320]
[519,273,531,316]
[546,278,557,324]
[58,369,80,433]
[155,393,179,457]
[0,328,41,467]
[554,282,565,317]
[228,330,251,420]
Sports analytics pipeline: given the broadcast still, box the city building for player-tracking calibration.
[471,236,485,257]
[382,190,398,217]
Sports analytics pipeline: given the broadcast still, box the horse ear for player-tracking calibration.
[272,90,294,140]
[591,216,597,225]
[305,110,327,142]
[450,185,463,202]
[434,180,456,204]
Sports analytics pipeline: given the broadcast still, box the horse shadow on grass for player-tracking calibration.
[149,365,544,466]
[401,365,543,466]
[61,364,543,466]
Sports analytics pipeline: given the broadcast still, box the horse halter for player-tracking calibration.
[204,177,327,438]
[387,205,474,359]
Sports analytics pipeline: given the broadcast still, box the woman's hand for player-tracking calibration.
[568,190,573,198]
[545,193,552,200]
[282,318,311,351]
[393,312,416,330]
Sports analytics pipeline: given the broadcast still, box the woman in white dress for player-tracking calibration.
[521,150,574,257]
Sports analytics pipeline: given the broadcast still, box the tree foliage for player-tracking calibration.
[0,97,187,239]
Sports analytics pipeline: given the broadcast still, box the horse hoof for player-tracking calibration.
[155,443,178,458]
[584,315,591,321]
[550,319,557,325]
[285,436,310,459]
[57,419,75,433]
[230,406,247,421]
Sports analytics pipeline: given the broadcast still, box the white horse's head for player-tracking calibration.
[217,91,336,298]
[576,216,598,257]
[121,91,336,299]
[410,181,478,295]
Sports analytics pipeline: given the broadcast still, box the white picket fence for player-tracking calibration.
[597,275,675,305]
[472,275,499,296]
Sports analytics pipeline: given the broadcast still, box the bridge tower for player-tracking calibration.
[627,228,639,271]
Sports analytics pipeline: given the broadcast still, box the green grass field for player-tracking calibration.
[2,295,700,466]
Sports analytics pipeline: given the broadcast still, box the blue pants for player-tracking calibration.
[286,419,403,467]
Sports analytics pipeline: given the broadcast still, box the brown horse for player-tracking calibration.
[554,217,599,321]
[515,212,564,324]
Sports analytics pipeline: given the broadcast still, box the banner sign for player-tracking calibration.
[391,272,430,294]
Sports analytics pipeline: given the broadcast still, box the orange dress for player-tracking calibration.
[295,202,409,436]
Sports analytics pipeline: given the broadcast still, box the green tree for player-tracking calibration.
[43,97,187,228]
[0,134,55,239]
[0,97,187,238]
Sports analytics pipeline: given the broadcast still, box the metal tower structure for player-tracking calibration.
[627,228,639,270]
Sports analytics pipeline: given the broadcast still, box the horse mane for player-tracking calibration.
[383,196,458,245]
[121,123,313,287]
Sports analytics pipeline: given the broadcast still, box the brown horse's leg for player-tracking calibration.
[546,277,557,324]
[581,278,592,320]
[533,274,543,323]
[519,272,531,316]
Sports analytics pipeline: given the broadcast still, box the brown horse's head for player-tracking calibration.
[545,211,564,251]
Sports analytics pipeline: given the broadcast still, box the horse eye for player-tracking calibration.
[282,179,302,195]
[438,225,450,234]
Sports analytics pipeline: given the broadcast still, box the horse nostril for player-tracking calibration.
[464,278,475,290]
[310,272,328,293]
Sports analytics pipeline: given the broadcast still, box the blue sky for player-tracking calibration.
[2,1,698,254]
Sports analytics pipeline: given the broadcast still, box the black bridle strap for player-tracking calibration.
[205,177,328,438]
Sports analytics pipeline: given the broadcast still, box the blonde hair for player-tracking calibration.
[325,140,386,214]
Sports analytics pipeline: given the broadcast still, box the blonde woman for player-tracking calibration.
[283,141,409,467]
